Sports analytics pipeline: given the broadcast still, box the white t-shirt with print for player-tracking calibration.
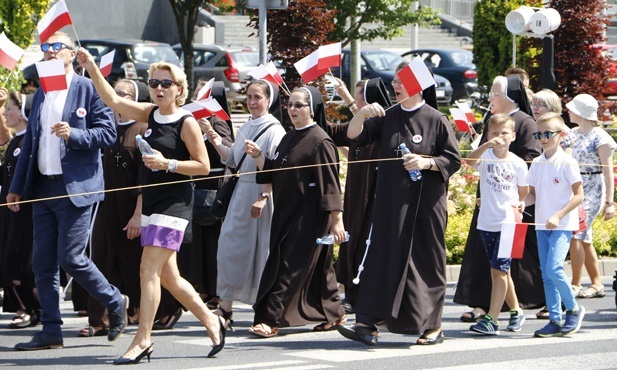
[476,149,529,232]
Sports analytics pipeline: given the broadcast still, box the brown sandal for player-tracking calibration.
[313,315,347,331]
[249,323,278,338]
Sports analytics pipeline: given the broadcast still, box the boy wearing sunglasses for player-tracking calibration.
[527,112,585,338]
[465,114,528,336]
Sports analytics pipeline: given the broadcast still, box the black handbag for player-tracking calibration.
[209,123,277,220]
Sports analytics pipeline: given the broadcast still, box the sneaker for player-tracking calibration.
[506,310,526,332]
[562,305,585,335]
[470,315,500,335]
[534,321,562,338]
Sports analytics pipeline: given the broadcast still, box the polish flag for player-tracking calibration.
[317,42,341,70]
[498,208,527,259]
[248,64,280,86]
[37,0,73,43]
[99,50,115,78]
[456,101,477,123]
[194,97,231,121]
[184,102,212,120]
[266,61,284,85]
[0,32,24,70]
[294,49,327,84]
[36,59,67,92]
[449,108,472,133]
[194,78,214,101]
[396,56,436,97]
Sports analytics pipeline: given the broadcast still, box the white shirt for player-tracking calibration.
[38,71,74,175]
[476,149,528,232]
[527,148,582,231]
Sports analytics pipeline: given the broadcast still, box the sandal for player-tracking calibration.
[8,312,39,329]
[460,308,486,323]
[248,323,278,338]
[152,308,183,330]
[202,295,221,311]
[78,326,109,337]
[572,285,584,298]
[535,307,550,320]
[416,330,445,345]
[580,285,605,298]
[313,315,347,331]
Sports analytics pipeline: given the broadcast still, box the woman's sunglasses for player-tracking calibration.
[532,130,562,140]
[148,79,177,89]
[286,102,309,109]
[40,42,73,52]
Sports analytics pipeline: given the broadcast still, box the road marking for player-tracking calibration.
[186,360,307,369]
[425,353,617,369]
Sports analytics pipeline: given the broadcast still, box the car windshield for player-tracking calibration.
[229,51,259,67]
[364,51,405,71]
[132,45,180,64]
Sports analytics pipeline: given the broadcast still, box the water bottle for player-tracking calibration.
[316,231,350,245]
[136,135,157,171]
[399,143,422,181]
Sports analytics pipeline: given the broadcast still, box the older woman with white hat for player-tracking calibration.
[567,94,617,299]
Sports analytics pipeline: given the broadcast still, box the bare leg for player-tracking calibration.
[569,238,585,287]
[581,241,603,287]
[488,269,508,321]
[504,270,521,313]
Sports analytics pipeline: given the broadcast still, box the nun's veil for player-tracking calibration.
[364,78,392,108]
[506,75,532,116]
[301,86,328,131]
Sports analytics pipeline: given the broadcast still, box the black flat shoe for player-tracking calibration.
[108,295,129,342]
[337,324,378,346]
[113,344,153,365]
[416,330,444,345]
[207,317,226,358]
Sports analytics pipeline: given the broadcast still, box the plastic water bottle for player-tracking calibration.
[136,135,157,171]
[316,231,350,245]
[399,143,422,181]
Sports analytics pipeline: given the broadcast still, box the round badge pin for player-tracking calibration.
[13,148,20,157]
[76,108,87,118]
[412,134,423,144]
[144,129,152,138]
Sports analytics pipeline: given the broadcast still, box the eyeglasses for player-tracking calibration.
[531,103,547,109]
[148,79,177,89]
[532,130,562,140]
[115,91,134,98]
[391,79,402,86]
[286,102,310,109]
[488,92,504,99]
[40,42,73,52]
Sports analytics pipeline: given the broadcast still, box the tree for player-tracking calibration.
[168,0,206,92]
[0,0,49,91]
[327,0,440,47]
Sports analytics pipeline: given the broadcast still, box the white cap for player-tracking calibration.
[566,94,599,121]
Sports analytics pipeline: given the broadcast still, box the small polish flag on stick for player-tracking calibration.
[37,0,73,43]
[498,207,528,259]
[449,108,472,133]
[36,59,67,92]
[294,49,327,84]
[194,78,214,101]
[456,101,477,123]
[99,50,115,78]
[396,56,436,97]
[195,97,231,121]
[317,42,341,70]
[0,33,24,71]
[248,64,279,86]
[266,61,284,85]
[184,102,212,120]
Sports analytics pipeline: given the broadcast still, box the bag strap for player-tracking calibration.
[232,123,277,174]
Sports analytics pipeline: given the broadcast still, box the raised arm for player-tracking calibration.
[346,103,384,140]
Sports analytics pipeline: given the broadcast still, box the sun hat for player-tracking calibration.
[565,94,598,121]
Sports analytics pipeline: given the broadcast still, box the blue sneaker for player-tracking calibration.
[506,310,525,332]
[534,321,562,338]
[562,305,585,335]
[470,315,499,335]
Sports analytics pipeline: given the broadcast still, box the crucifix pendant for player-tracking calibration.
[114,151,123,167]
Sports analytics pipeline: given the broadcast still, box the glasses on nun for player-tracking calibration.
[115,91,134,98]
[40,42,73,52]
[148,79,177,89]
[488,92,505,99]
[286,102,310,109]
[532,131,562,140]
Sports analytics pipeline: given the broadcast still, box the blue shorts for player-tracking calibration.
[480,230,512,273]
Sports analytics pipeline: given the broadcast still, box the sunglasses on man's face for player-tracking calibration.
[148,79,177,89]
[40,42,73,52]
[532,130,562,140]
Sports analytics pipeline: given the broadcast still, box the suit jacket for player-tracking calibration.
[9,74,116,207]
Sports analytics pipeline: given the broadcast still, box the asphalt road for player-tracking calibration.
[1,276,616,369]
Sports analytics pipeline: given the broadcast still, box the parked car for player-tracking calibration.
[401,48,478,102]
[173,44,259,104]
[330,49,453,105]
[21,38,181,88]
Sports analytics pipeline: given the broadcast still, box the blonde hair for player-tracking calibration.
[488,113,515,131]
[536,112,565,130]
[532,89,562,114]
[148,62,188,107]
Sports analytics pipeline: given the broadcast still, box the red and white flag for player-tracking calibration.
[498,207,528,259]
[266,61,284,85]
[0,32,24,70]
[317,42,341,70]
[396,56,436,97]
[248,64,278,85]
[99,50,115,78]
[449,108,472,133]
[36,59,67,92]
[194,78,214,101]
[456,100,477,123]
[184,102,212,120]
[37,0,73,43]
[294,49,326,84]
[192,97,231,121]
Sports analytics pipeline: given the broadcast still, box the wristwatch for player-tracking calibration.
[260,192,270,200]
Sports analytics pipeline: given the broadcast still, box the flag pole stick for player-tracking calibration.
[280,81,292,96]
[2,69,16,87]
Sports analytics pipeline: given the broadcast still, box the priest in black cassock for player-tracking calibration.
[245,86,347,338]
[338,61,461,346]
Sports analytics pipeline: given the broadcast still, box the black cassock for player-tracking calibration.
[352,103,461,334]
[253,125,345,327]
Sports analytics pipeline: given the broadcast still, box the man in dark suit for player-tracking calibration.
[7,31,128,350]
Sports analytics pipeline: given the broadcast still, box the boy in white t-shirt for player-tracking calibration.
[527,112,585,337]
[466,114,529,336]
